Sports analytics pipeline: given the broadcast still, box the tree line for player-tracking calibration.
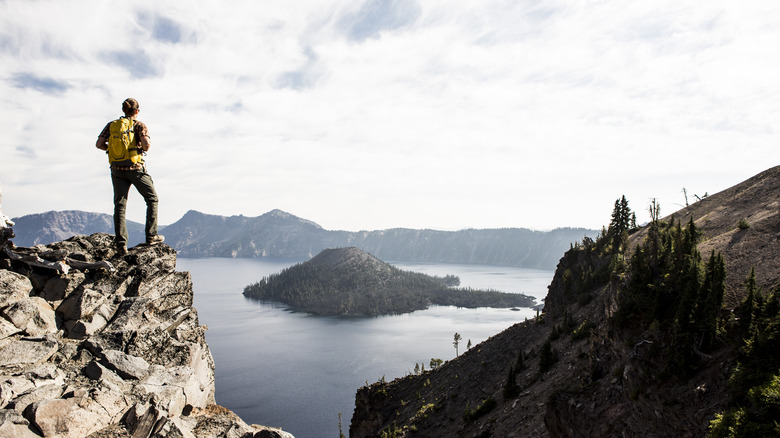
[243,260,534,316]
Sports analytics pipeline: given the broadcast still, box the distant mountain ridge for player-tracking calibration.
[12,208,597,269]
[162,210,595,269]
[11,210,145,247]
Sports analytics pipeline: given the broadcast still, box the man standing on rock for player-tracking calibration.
[96,98,164,255]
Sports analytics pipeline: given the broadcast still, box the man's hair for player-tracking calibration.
[122,98,140,116]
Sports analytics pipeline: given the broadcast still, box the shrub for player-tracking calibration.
[738,218,750,230]
[464,398,497,421]
[571,319,596,341]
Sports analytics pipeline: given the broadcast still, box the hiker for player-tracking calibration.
[96,98,164,254]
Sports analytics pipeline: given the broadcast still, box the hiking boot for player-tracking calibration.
[146,235,165,245]
[116,245,128,256]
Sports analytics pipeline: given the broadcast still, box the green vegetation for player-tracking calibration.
[553,195,638,311]
[613,211,727,377]
[454,332,462,357]
[709,282,780,437]
[243,250,535,315]
[572,196,779,434]
[570,319,595,341]
[464,398,497,422]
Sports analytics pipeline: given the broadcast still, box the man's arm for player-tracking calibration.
[135,121,151,151]
[96,123,109,150]
[138,133,151,152]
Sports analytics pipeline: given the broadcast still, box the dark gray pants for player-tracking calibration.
[111,167,158,247]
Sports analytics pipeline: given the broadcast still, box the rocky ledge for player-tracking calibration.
[0,230,293,438]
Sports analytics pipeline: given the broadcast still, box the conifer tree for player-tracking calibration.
[539,339,556,372]
[738,268,759,334]
[608,195,634,253]
[697,251,726,349]
[503,366,519,399]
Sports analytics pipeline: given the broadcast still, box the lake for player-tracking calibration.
[178,257,553,438]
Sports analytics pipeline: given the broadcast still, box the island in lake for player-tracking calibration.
[243,247,536,316]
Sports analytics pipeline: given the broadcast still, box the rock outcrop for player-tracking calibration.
[0,230,293,438]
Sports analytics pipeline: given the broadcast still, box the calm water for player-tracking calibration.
[178,257,553,438]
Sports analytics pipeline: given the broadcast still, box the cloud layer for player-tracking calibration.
[1,0,778,231]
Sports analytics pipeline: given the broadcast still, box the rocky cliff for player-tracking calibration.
[350,166,780,437]
[0,229,293,438]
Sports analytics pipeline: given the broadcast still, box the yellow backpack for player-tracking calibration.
[107,117,142,164]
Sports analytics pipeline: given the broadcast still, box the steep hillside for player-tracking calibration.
[243,247,535,316]
[11,211,145,247]
[631,165,780,306]
[350,166,780,437]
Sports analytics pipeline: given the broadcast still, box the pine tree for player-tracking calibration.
[539,340,556,372]
[609,195,634,253]
[697,251,726,349]
[503,366,519,399]
[738,268,759,334]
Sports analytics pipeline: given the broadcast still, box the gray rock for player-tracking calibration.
[42,271,84,303]
[1,297,57,337]
[0,336,59,367]
[0,377,35,409]
[102,349,150,380]
[0,271,32,307]
[0,409,39,438]
[26,383,130,438]
[11,383,63,413]
[58,287,109,323]
[0,317,21,341]
[84,361,124,386]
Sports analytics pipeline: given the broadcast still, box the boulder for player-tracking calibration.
[0,336,59,368]
[83,361,124,386]
[0,318,21,341]
[0,270,32,307]
[58,287,110,323]
[41,271,84,303]
[1,295,56,337]
[0,409,39,438]
[25,384,130,438]
[102,349,150,380]
[11,384,63,414]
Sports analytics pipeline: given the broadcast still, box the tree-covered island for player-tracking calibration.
[242,247,536,316]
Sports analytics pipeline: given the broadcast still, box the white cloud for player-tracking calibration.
[1,0,778,232]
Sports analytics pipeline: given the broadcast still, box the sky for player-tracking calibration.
[1,0,778,232]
